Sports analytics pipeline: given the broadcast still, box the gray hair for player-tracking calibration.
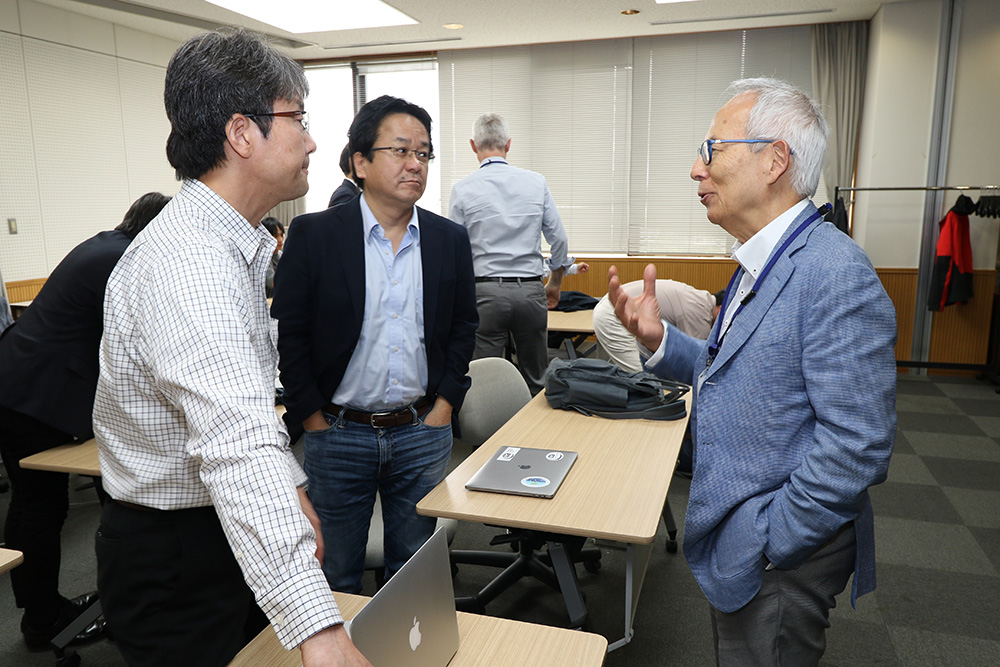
[164,27,308,181]
[725,78,828,199]
[473,113,509,151]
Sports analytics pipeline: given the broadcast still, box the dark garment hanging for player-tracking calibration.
[975,193,1000,218]
[824,196,850,234]
[927,195,976,311]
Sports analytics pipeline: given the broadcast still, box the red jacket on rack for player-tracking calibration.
[927,196,975,311]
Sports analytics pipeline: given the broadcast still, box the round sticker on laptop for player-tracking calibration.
[521,476,551,488]
[545,452,564,461]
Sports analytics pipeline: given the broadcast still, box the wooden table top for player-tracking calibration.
[0,548,24,575]
[418,391,689,544]
[19,439,100,476]
[547,309,596,334]
[229,591,607,667]
[19,405,288,478]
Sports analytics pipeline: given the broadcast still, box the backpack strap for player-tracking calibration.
[571,399,688,421]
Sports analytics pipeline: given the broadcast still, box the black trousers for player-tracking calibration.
[95,499,267,666]
[0,405,75,620]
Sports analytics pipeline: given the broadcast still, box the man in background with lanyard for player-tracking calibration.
[608,78,897,665]
[448,113,574,394]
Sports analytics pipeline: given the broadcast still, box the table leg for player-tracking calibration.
[608,541,653,652]
[546,540,588,628]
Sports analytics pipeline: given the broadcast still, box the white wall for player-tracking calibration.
[854,0,1000,271]
[853,0,943,268]
[946,0,1000,270]
[0,0,180,283]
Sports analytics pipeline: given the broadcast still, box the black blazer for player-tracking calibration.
[0,230,132,439]
[327,179,360,208]
[272,199,478,429]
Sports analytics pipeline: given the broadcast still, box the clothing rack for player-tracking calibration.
[832,185,1000,383]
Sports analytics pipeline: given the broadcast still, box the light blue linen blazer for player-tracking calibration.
[647,204,897,613]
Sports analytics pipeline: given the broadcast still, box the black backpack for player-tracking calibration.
[543,358,689,420]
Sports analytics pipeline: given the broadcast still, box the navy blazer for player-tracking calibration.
[327,179,360,209]
[648,204,897,613]
[272,199,478,430]
[0,230,132,439]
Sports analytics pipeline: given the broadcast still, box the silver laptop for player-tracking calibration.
[465,446,579,499]
[345,527,459,667]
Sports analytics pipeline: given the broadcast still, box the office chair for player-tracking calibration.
[364,494,457,588]
[448,357,602,627]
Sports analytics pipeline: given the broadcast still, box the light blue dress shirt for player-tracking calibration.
[448,158,571,277]
[331,194,427,410]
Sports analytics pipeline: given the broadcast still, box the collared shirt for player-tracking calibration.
[94,179,342,649]
[449,158,571,277]
[644,199,810,368]
[331,193,427,410]
[717,199,810,341]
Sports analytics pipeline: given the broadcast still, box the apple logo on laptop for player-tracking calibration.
[409,617,421,651]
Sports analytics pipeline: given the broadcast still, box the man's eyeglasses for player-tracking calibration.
[371,146,435,164]
[244,110,309,133]
[698,139,793,165]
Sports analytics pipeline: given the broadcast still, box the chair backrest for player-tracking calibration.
[458,357,532,449]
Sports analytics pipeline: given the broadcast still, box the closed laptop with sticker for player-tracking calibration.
[465,446,578,499]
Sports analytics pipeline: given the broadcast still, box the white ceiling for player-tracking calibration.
[33,0,906,60]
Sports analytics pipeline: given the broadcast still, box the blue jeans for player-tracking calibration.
[303,407,452,593]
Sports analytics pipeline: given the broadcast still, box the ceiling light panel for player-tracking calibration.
[206,0,418,34]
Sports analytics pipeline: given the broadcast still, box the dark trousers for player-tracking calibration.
[0,405,75,620]
[95,499,267,666]
[711,522,857,667]
[474,280,548,394]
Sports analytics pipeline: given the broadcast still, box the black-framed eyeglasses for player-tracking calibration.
[371,146,435,164]
[698,139,793,165]
[244,110,309,133]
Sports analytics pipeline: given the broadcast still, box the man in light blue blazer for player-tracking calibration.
[609,78,896,665]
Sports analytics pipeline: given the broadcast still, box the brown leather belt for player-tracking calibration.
[324,395,434,428]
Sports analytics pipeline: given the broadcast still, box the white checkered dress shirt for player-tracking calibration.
[94,179,342,648]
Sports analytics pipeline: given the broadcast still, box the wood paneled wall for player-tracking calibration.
[561,258,995,370]
[8,262,995,370]
[560,256,734,299]
[4,278,46,303]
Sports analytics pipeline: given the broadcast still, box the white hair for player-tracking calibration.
[473,113,509,151]
[725,78,828,198]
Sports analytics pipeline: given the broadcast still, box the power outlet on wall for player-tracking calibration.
[7,218,16,235]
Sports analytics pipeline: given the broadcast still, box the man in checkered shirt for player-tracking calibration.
[92,29,369,666]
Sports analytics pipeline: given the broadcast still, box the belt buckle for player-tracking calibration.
[370,410,394,427]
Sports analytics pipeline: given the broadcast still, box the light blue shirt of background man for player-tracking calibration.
[449,112,573,393]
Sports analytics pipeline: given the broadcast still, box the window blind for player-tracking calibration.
[439,40,633,252]
[439,26,826,256]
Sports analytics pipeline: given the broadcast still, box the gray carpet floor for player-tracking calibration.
[1,373,998,665]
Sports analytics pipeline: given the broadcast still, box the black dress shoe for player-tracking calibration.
[21,601,108,651]
[67,590,100,611]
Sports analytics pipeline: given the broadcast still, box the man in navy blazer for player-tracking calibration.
[273,95,477,594]
[0,192,168,648]
[609,79,896,665]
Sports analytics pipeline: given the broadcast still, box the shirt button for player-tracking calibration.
[234,550,243,560]
[393,313,399,319]
[393,379,399,385]
[393,280,398,286]
[393,346,399,352]
[275,614,284,627]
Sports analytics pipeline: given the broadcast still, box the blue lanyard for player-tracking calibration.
[707,204,830,361]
